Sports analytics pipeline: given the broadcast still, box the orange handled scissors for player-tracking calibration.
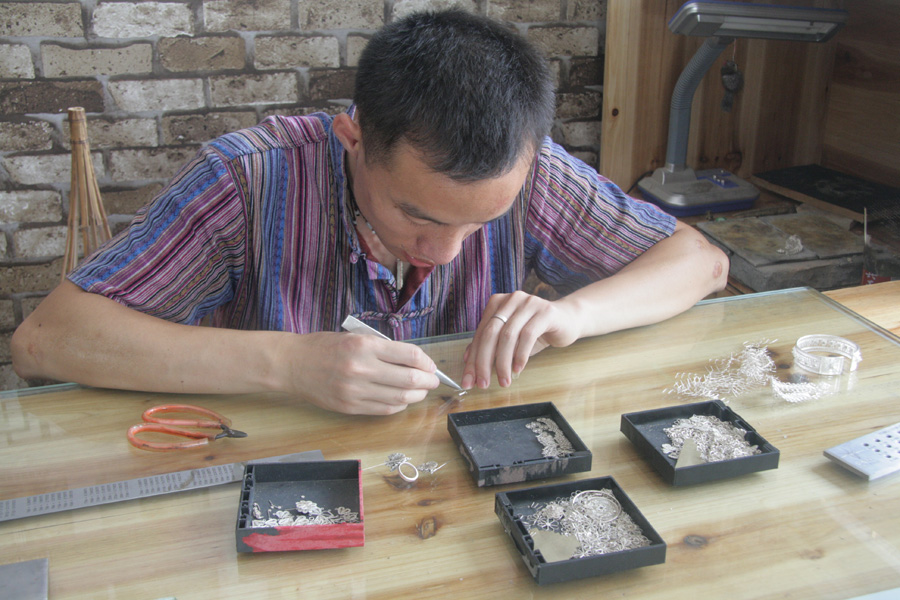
[127,404,248,451]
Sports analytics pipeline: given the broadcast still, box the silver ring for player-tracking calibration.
[492,314,508,324]
[397,460,419,482]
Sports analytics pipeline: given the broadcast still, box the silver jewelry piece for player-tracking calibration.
[661,414,760,463]
[492,314,508,324]
[397,460,419,482]
[385,452,408,470]
[665,339,845,405]
[418,460,447,474]
[526,417,575,459]
[248,498,360,528]
[665,340,776,400]
[571,489,622,523]
[792,335,862,376]
[521,490,650,559]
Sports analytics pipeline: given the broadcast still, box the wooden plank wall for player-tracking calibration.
[601,0,850,192]
[822,0,900,188]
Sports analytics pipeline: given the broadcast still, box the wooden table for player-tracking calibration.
[2,285,899,599]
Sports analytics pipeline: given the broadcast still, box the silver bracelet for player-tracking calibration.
[792,335,862,376]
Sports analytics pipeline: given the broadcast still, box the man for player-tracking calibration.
[12,10,728,414]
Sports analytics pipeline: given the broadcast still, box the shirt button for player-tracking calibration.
[349,252,359,264]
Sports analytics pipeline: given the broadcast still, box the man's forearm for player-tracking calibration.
[558,221,729,339]
[11,280,286,394]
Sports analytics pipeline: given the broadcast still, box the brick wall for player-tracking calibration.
[0,0,605,390]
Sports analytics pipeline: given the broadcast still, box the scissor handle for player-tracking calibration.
[141,404,232,429]
[127,423,215,452]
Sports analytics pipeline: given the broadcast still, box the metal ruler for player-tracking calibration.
[0,450,323,523]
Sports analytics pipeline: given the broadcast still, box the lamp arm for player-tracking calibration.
[664,35,734,172]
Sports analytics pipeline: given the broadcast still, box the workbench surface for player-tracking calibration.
[1,283,898,599]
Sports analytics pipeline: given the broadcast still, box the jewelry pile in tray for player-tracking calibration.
[249,499,360,528]
[521,489,651,559]
[660,414,761,463]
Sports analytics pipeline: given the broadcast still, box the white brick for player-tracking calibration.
[393,0,477,19]
[0,299,13,329]
[0,364,28,392]
[108,148,196,181]
[0,190,63,224]
[485,0,556,22]
[256,36,339,70]
[21,296,45,320]
[210,72,297,107]
[0,121,54,153]
[93,2,193,38]
[559,120,601,146]
[346,35,369,68]
[0,2,83,37]
[204,0,291,32]
[42,44,153,78]
[14,226,68,258]
[306,0,383,30]
[62,118,158,150]
[109,79,205,112]
[568,0,604,21]
[528,26,600,57]
[3,154,105,186]
[0,44,35,79]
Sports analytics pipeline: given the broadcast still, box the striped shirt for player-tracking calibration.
[69,111,675,340]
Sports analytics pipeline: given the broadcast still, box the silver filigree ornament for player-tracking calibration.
[520,490,650,559]
[526,417,575,459]
[660,414,761,462]
[364,453,447,482]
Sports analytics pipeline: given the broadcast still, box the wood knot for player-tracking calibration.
[416,516,440,539]
[683,534,708,548]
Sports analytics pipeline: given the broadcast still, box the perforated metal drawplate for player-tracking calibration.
[824,422,900,481]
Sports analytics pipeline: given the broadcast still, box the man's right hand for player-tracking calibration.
[279,331,440,415]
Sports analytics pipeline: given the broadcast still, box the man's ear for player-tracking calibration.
[333,112,362,157]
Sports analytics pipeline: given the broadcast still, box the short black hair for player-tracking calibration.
[354,10,555,181]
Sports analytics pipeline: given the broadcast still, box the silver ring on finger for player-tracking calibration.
[492,314,508,324]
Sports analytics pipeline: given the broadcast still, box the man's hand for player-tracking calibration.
[461,291,581,389]
[282,332,440,415]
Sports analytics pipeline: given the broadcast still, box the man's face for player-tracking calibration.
[349,141,532,267]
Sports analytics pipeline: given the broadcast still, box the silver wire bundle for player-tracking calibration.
[665,339,836,403]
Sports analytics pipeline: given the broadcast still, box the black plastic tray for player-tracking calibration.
[495,476,666,585]
[447,402,591,487]
[620,400,780,486]
[235,460,363,552]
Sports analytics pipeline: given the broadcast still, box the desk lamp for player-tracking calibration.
[636,1,848,216]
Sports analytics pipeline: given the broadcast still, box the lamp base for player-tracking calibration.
[637,167,758,216]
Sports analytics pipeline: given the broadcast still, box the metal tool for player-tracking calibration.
[341,315,466,395]
[0,558,48,600]
[824,421,900,481]
[127,403,248,451]
[0,451,323,523]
